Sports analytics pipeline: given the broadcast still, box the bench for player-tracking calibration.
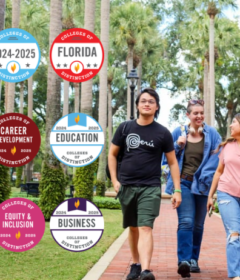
[26,182,40,197]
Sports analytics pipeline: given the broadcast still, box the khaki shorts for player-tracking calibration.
[117,185,161,228]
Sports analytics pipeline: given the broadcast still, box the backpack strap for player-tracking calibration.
[118,120,134,160]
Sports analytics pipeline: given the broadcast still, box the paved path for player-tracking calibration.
[99,199,229,280]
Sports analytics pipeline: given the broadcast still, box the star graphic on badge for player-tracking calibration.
[94,63,97,67]
[57,63,61,67]
[26,63,30,67]
[87,63,91,67]
[0,64,2,68]
[64,63,67,67]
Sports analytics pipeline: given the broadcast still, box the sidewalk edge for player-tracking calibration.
[82,227,129,280]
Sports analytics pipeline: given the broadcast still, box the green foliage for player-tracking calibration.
[39,163,66,220]
[73,162,98,201]
[214,201,219,213]
[95,180,106,197]
[15,166,23,188]
[93,196,121,210]
[0,165,10,203]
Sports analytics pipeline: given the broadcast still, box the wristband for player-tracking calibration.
[174,189,182,193]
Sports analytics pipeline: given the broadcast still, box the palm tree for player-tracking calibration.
[0,0,6,113]
[207,1,218,126]
[74,0,96,201]
[0,0,10,203]
[39,0,65,220]
[19,0,49,181]
[6,0,20,113]
[80,0,96,116]
[96,0,110,195]
[111,3,159,119]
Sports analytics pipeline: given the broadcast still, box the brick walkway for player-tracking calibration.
[99,199,229,280]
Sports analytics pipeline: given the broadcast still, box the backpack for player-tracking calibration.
[106,120,134,180]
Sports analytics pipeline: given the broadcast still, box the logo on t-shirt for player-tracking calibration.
[126,133,154,151]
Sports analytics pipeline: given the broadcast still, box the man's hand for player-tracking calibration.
[113,181,121,193]
[171,192,182,209]
[177,136,186,147]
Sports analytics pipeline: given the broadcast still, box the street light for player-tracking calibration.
[127,69,139,120]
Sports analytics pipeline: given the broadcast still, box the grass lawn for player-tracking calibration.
[0,205,124,280]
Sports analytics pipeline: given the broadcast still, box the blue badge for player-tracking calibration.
[50,113,104,167]
[0,28,41,82]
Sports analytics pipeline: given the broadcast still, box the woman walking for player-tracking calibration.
[163,99,221,278]
[207,113,240,280]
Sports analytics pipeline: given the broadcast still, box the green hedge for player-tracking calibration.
[93,196,121,210]
[10,194,121,210]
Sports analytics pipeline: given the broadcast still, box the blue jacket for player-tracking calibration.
[163,123,222,196]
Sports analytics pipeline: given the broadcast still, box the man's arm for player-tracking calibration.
[108,143,121,193]
[165,150,181,209]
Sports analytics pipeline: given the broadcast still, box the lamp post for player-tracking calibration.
[127,69,139,120]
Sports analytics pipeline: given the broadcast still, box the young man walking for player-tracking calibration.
[108,88,182,280]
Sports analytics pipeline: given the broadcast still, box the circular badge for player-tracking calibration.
[50,28,104,83]
[0,28,41,83]
[50,113,104,167]
[50,198,104,252]
[0,198,45,252]
[0,113,41,167]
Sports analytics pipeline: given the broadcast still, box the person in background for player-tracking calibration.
[108,88,182,280]
[207,113,240,280]
[163,99,221,278]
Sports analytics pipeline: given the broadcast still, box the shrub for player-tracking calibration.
[16,166,23,188]
[73,162,97,201]
[93,196,121,210]
[96,180,106,197]
[39,163,66,220]
[0,165,10,203]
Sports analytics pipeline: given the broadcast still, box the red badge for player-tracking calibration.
[0,113,41,167]
[50,28,104,83]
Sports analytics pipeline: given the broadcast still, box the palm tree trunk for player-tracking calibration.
[209,15,215,126]
[12,0,20,28]
[28,77,33,119]
[127,44,133,119]
[4,81,8,112]
[108,83,112,146]
[0,0,5,31]
[0,0,5,112]
[203,57,210,125]
[7,0,21,113]
[45,0,62,164]
[26,77,33,182]
[39,0,65,221]
[80,0,96,116]
[97,0,110,184]
[19,81,24,114]
[137,59,142,95]
[74,83,79,113]
[63,80,69,116]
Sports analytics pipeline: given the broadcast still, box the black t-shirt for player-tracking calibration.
[112,120,174,186]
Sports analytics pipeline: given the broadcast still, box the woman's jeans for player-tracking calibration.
[217,190,240,278]
[177,179,207,263]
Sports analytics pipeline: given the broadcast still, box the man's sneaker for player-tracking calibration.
[177,261,191,278]
[139,270,155,280]
[126,263,141,280]
[190,259,200,273]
